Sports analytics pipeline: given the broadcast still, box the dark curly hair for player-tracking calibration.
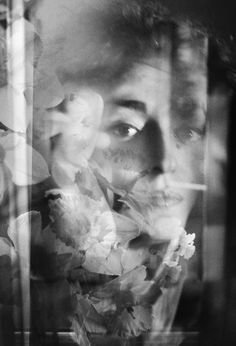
[47,0,235,95]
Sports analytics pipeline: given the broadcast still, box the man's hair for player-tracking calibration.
[41,0,234,91]
[54,0,172,86]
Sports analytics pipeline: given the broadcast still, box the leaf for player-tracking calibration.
[0,85,31,132]
[7,212,31,261]
[48,194,92,248]
[83,243,120,275]
[120,193,147,215]
[93,169,127,199]
[130,280,156,305]
[31,148,50,184]
[44,90,104,179]
[51,158,77,188]
[0,236,19,305]
[89,296,117,315]
[32,89,103,142]
[40,225,84,261]
[90,266,146,300]
[118,266,162,306]
[31,109,71,140]
[0,163,9,203]
[89,264,162,313]
[119,266,147,291]
[6,18,41,104]
[0,254,20,305]
[121,248,148,273]
[2,133,50,185]
[71,317,91,346]
[117,198,151,234]
[90,290,135,321]
[28,210,44,247]
[51,135,90,178]
[0,132,20,150]
[110,305,152,338]
[32,68,65,109]
[52,253,73,279]
[0,237,14,257]
[76,295,107,334]
[112,212,140,245]
[75,167,105,202]
[95,211,116,242]
[29,212,84,277]
[7,18,38,65]
[162,265,182,287]
[99,248,123,275]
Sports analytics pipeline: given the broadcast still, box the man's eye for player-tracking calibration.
[108,123,139,140]
[174,127,204,143]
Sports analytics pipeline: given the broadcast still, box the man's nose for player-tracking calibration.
[142,119,176,176]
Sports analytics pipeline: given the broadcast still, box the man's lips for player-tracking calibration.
[148,190,183,208]
[128,190,184,208]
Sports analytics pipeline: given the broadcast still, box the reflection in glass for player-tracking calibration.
[0,0,234,345]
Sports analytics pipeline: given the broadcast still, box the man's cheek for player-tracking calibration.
[102,147,148,172]
[111,168,141,190]
[190,146,205,183]
[99,147,147,189]
[176,145,205,183]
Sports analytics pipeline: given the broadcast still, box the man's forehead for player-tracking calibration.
[104,56,207,100]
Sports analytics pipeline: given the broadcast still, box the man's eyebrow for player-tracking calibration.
[112,99,147,113]
[173,98,206,120]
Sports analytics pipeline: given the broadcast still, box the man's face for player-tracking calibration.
[92,53,207,230]
[51,24,208,239]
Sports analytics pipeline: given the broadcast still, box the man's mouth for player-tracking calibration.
[147,190,183,208]
[112,189,183,215]
[125,189,184,209]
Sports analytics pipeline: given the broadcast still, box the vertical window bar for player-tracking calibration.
[6,1,30,345]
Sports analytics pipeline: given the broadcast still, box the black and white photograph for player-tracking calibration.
[0,0,235,345]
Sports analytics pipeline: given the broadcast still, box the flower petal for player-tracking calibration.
[121,248,147,273]
[0,237,14,257]
[76,295,107,334]
[112,212,140,245]
[4,134,50,185]
[0,163,9,203]
[33,68,64,109]
[83,242,111,274]
[31,109,70,140]
[50,90,104,169]
[111,305,152,338]
[83,245,123,276]
[51,158,78,188]
[0,132,21,150]
[0,85,31,132]
[7,212,31,272]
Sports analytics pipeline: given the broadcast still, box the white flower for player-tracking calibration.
[178,231,196,260]
[163,229,196,269]
[48,188,116,246]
